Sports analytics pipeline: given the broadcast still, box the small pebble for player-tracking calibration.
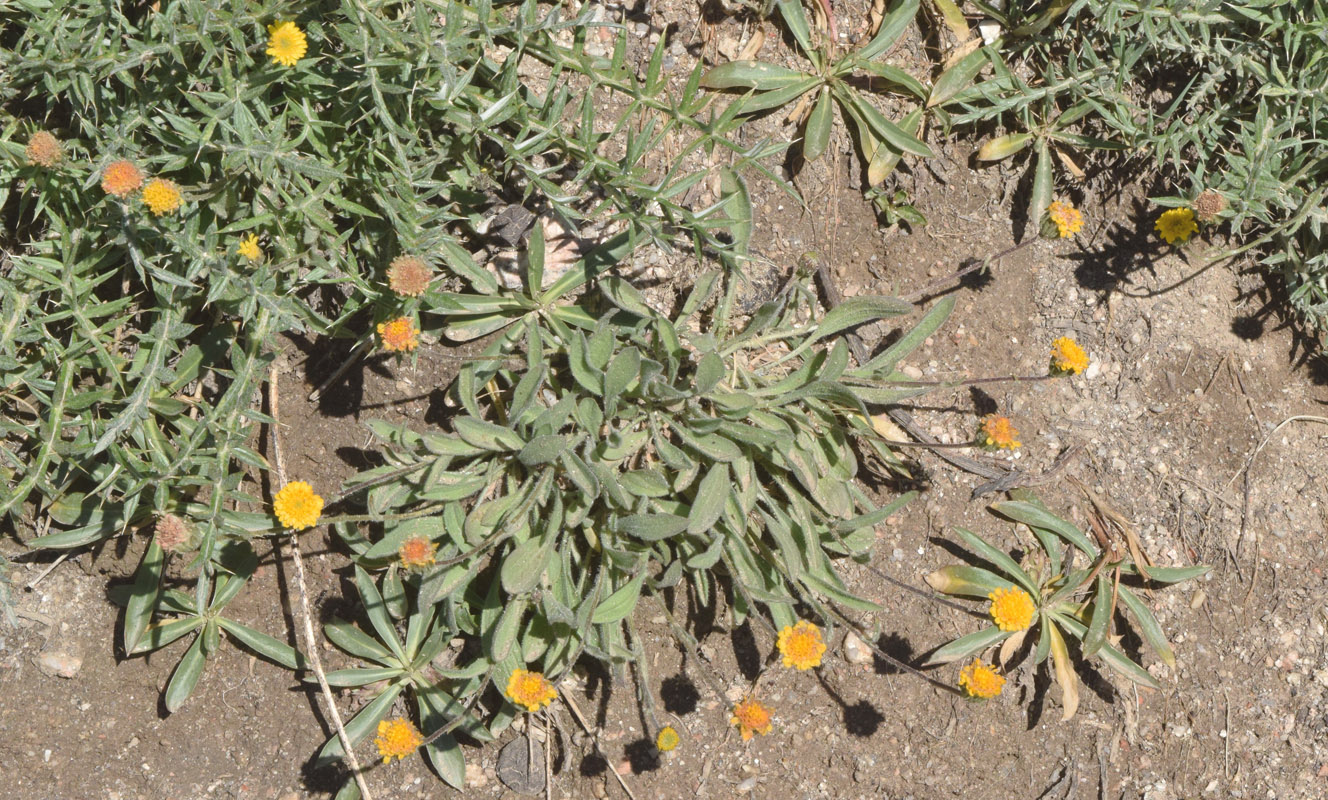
[37,651,83,679]
[843,631,872,665]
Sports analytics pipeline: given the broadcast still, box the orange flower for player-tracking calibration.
[730,697,772,741]
[374,718,423,764]
[506,669,557,712]
[979,415,1021,450]
[1047,201,1084,238]
[26,131,62,167]
[141,178,182,216]
[273,481,323,530]
[988,586,1036,632]
[656,726,680,752]
[958,659,1005,699]
[1050,336,1089,375]
[775,620,825,670]
[387,255,432,297]
[398,535,437,569]
[377,317,419,352]
[101,159,144,197]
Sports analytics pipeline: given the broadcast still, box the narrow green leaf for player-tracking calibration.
[124,540,165,655]
[164,635,207,713]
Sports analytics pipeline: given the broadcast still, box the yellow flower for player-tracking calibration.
[374,718,423,764]
[988,586,1036,632]
[237,233,262,263]
[1155,207,1197,244]
[958,659,1005,699]
[730,697,772,741]
[266,21,308,68]
[1047,201,1084,238]
[26,131,62,167]
[273,481,324,530]
[1050,336,1089,375]
[101,159,143,197]
[655,726,680,752]
[377,317,420,352]
[979,415,1021,450]
[141,178,181,216]
[775,620,826,671]
[506,669,557,712]
[398,535,437,570]
[387,255,433,297]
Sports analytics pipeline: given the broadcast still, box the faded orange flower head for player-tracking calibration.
[154,513,192,552]
[979,415,1021,450]
[102,159,143,197]
[776,620,826,670]
[1048,201,1084,238]
[1050,336,1089,375]
[26,131,62,167]
[266,21,308,67]
[398,535,437,569]
[141,178,181,216]
[387,255,432,297]
[730,697,772,741]
[273,481,323,530]
[377,317,419,352]
[374,718,423,764]
[506,668,557,712]
[988,585,1036,632]
[958,659,1005,699]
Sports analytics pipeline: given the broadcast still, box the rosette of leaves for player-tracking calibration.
[700,0,932,184]
[337,238,954,733]
[924,493,1209,719]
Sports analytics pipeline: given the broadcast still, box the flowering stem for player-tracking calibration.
[900,236,1039,303]
[892,373,1057,388]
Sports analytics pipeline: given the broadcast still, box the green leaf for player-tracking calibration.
[604,346,640,403]
[164,635,207,713]
[701,61,814,90]
[840,88,935,158]
[1118,585,1176,668]
[218,618,305,669]
[923,564,1010,598]
[356,566,406,662]
[417,689,467,789]
[124,540,164,655]
[1121,564,1211,584]
[929,45,991,108]
[990,500,1098,557]
[851,295,954,375]
[1029,139,1053,233]
[324,618,394,665]
[718,168,752,261]
[130,616,202,655]
[592,571,645,625]
[803,89,834,161]
[924,625,1010,666]
[501,536,551,595]
[688,463,729,535]
[977,132,1034,161]
[518,435,569,466]
[1047,620,1080,720]
[859,0,919,60]
[316,682,405,766]
[617,514,690,541]
[1055,614,1161,689]
[454,417,525,452]
[816,295,914,341]
[320,667,404,687]
[953,527,1039,595]
[488,595,527,662]
[1081,573,1112,659]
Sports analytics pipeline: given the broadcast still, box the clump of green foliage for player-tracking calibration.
[939,0,1328,333]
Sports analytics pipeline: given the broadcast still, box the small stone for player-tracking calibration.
[1084,361,1101,380]
[901,365,923,379]
[843,631,872,665]
[38,651,82,678]
[466,762,488,788]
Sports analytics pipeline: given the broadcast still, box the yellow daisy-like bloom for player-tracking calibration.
[387,255,433,297]
[141,178,182,216]
[398,535,437,570]
[506,669,557,712]
[1050,336,1089,375]
[1047,201,1084,238]
[958,659,1005,699]
[236,233,262,263]
[266,21,308,68]
[374,718,423,764]
[26,131,62,167]
[1155,207,1197,244]
[273,481,324,530]
[655,726,680,752]
[988,585,1036,632]
[775,620,826,671]
[377,317,419,353]
[101,159,143,197]
[979,415,1021,450]
[730,697,773,742]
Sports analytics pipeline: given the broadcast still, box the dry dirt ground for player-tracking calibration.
[3,2,1328,799]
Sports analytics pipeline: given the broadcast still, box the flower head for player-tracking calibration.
[1155,207,1197,244]
[374,718,423,764]
[1047,201,1084,238]
[1050,336,1089,375]
[398,535,437,570]
[141,178,181,216]
[101,159,143,197]
[506,668,557,712]
[154,513,193,552]
[730,697,772,741]
[387,255,432,297]
[656,726,680,752]
[776,620,826,670]
[958,659,1005,699]
[273,481,324,530]
[236,233,262,263]
[988,585,1036,632]
[26,131,62,167]
[979,415,1021,450]
[266,21,308,67]
[1194,190,1226,223]
[377,317,419,352]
